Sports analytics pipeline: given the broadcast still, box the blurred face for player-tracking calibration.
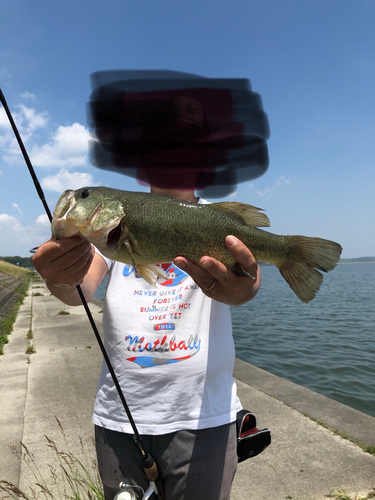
[137,95,211,191]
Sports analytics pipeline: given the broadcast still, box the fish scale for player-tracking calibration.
[124,198,239,266]
[52,187,342,303]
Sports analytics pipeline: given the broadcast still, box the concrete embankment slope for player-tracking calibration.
[0,272,25,334]
[0,280,374,500]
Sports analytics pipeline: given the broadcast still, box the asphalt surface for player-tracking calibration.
[1,280,374,500]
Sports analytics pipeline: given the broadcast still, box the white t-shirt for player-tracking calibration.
[92,215,242,435]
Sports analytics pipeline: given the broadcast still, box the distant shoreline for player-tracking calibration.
[259,261,375,266]
[338,261,375,265]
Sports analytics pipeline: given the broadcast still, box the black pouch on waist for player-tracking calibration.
[236,410,271,462]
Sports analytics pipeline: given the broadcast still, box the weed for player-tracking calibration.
[306,415,375,457]
[0,269,31,338]
[0,335,8,355]
[26,329,33,339]
[25,343,36,355]
[0,334,9,345]
[86,345,92,349]
[1,313,18,336]
[32,292,43,296]
[328,488,375,500]
[57,310,70,315]
[0,418,104,499]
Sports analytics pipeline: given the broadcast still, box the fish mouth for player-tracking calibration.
[53,190,76,220]
[51,190,79,239]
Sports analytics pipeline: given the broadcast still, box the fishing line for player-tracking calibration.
[0,88,164,500]
[0,182,42,200]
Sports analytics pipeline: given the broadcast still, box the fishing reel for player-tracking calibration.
[113,481,157,500]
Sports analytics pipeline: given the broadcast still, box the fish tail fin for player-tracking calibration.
[275,236,342,303]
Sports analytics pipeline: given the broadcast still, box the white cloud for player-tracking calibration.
[0,104,49,164]
[0,211,51,254]
[2,105,48,135]
[256,175,291,199]
[12,202,23,216]
[1,214,21,233]
[256,186,274,198]
[0,107,10,129]
[15,104,48,133]
[41,168,99,193]
[30,123,90,168]
[276,175,291,186]
[20,91,36,100]
[1,100,90,170]
[36,214,50,225]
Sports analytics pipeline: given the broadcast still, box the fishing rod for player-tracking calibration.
[0,89,164,500]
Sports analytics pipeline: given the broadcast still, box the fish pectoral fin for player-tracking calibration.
[123,238,167,286]
[124,238,138,266]
[210,201,270,228]
[136,264,168,287]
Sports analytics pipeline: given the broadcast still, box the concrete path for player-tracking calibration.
[0,280,374,500]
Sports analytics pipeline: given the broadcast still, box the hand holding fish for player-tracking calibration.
[32,236,94,291]
[174,235,260,306]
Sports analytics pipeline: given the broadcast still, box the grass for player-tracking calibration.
[0,261,34,281]
[0,261,34,340]
[0,293,27,335]
[0,334,9,345]
[25,343,36,355]
[32,292,43,296]
[307,415,375,456]
[0,418,104,500]
[0,334,9,355]
[328,488,375,500]
[57,310,70,315]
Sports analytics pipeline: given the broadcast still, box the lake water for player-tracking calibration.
[95,263,375,418]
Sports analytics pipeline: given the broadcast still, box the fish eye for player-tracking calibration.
[80,189,90,199]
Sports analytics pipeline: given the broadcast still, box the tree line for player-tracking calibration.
[0,256,34,269]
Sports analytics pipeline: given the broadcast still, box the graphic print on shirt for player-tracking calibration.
[122,262,190,287]
[122,263,201,368]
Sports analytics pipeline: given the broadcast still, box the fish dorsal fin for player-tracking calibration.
[210,201,270,228]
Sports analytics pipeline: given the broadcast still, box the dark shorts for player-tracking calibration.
[95,422,237,500]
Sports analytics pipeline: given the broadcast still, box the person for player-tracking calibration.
[32,179,260,500]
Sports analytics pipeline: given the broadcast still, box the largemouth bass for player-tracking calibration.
[51,187,342,303]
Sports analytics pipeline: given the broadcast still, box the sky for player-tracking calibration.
[0,0,374,259]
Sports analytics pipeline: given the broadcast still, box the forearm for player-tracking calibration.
[46,273,98,306]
